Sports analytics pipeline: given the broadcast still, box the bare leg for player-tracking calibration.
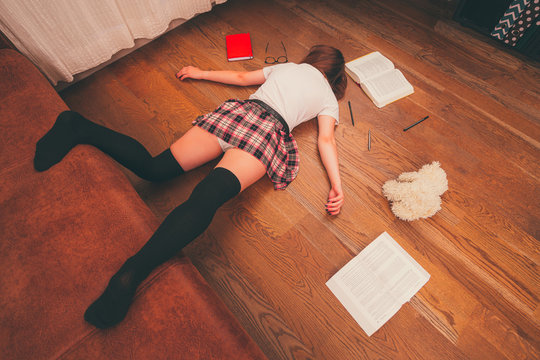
[170,126,224,171]
[214,147,267,192]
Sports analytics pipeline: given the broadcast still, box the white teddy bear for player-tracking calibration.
[382,161,448,221]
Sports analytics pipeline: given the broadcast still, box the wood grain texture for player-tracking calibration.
[60,0,539,358]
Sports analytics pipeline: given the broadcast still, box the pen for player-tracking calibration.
[348,101,355,126]
[368,129,371,151]
[403,116,429,131]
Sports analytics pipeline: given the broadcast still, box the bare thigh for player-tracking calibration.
[216,148,266,192]
[169,126,223,171]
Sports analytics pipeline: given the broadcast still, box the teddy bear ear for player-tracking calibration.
[419,161,439,174]
[430,162,449,195]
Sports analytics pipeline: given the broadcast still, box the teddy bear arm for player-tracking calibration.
[397,171,419,182]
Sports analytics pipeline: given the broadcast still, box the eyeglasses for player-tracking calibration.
[265,41,288,64]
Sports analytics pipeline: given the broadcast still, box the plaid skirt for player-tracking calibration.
[192,99,299,190]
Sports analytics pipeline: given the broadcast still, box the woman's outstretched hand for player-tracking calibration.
[176,66,205,80]
[326,184,344,216]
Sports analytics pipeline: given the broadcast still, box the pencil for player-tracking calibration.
[368,129,371,151]
[348,101,355,126]
[403,116,429,131]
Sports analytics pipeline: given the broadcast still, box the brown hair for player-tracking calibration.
[301,45,347,100]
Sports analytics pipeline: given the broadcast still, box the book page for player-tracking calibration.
[346,52,394,83]
[361,69,414,107]
[326,232,430,336]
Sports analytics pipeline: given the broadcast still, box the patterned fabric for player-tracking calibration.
[503,0,540,46]
[193,99,300,190]
[491,0,530,40]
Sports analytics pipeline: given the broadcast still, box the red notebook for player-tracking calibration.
[225,33,253,61]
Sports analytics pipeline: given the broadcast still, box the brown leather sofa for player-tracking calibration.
[0,49,266,359]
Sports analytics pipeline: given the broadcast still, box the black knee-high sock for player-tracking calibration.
[84,167,242,329]
[34,111,183,181]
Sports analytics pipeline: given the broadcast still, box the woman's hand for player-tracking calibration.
[176,66,205,81]
[326,183,344,216]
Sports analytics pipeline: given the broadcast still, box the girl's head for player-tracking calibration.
[301,45,347,100]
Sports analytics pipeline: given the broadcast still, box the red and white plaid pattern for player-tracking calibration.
[193,99,299,190]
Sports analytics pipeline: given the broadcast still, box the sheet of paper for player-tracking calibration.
[326,232,430,336]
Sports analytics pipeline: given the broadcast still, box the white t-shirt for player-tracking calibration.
[249,63,339,131]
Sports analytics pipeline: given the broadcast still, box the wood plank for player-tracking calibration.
[335,0,540,123]
[59,0,540,358]
[186,208,317,360]
[457,304,539,360]
[271,0,539,236]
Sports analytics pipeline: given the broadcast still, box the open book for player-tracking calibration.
[326,232,430,336]
[346,52,414,108]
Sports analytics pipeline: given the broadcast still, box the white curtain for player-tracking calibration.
[0,0,226,85]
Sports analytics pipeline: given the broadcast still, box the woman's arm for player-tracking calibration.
[176,66,265,86]
[317,114,344,215]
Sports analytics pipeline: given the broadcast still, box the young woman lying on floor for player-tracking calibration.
[34,44,347,329]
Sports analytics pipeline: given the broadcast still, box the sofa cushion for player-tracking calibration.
[61,256,266,360]
[0,49,266,359]
[0,148,161,359]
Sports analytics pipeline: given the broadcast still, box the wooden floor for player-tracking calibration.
[60,0,540,359]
